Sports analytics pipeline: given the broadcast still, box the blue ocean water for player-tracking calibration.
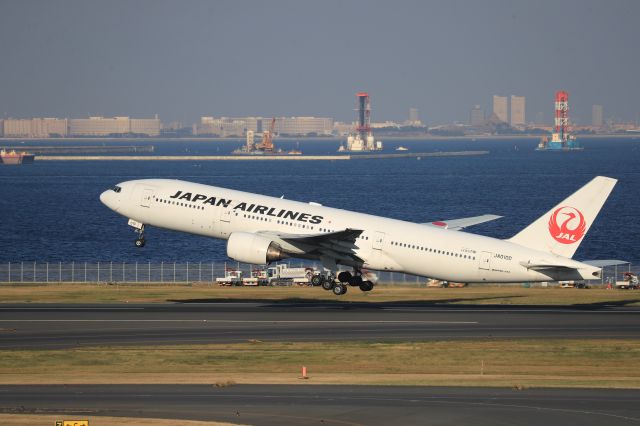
[0,137,638,263]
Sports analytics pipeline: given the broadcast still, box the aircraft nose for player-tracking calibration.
[100,189,119,212]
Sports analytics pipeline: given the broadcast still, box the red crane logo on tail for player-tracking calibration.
[548,206,587,244]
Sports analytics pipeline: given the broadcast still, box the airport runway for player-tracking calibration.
[1,384,640,425]
[1,302,639,349]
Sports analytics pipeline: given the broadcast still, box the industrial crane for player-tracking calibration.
[256,117,276,152]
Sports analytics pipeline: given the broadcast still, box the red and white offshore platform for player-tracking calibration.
[537,91,583,151]
[339,92,383,152]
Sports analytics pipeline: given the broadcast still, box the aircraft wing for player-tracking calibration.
[422,214,502,231]
[257,228,364,264]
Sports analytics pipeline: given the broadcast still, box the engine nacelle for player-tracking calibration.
[226,232,287,265]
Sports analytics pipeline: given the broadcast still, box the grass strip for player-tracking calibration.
[1,284,640,306]
[1,339,639,388]
[0,414,239,426]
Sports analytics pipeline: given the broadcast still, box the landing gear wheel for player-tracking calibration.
[337,271,352,283]
[333,283,347,296]
[311,274,324,286]
[348,275,363,287]
[134,238,146,248]
[359,280,374,292]
[321,279,335,291]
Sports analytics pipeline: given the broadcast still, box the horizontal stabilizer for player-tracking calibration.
[519,261,578,271]
[582,259,629,267]
[423,214,502,231]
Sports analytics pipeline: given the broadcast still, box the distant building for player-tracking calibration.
[469,105,485,126]
[130,118,161,136]
[492,95,508,123]
[275,117,333,135]
[333,121,353,136]
[1,118,68,138]
[510,95,525,127]
[592,105,604,127]
[2,119,31,137]
[370,121,401,128]
[197,117,260,137]
[408,108,421,125]
[31,118,68,137]
[197,116,333,137]
[69,116,160,136]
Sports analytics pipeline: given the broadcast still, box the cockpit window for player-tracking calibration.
[112,185,122,193]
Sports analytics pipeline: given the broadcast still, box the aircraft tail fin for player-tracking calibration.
[508,176,617,258]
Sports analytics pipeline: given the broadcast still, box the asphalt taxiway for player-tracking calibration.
[1,302,639,349]
[1,384,640,425]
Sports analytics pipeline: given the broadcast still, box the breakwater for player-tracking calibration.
[3,145,155,154]
[36,151,489,161]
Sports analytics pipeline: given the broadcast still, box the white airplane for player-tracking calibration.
[100,176,618,295]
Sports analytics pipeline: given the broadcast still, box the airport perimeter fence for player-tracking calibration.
[0,261,430,285]
[0,261,637,287]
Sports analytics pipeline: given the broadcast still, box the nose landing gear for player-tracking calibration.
[128,219,146,248]
[134,235,146,248]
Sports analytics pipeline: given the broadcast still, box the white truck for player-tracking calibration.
[216,268,244,286]
[242,268,270,286]
[266,264,319,286]
[615,272,639,290]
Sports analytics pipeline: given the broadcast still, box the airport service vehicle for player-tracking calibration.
[426,279,467,288]
[101,176,622,296]
[615,273,639,290]
[266,264,318,286]
[215,268,243,286]
[559,281,588,289]
[241,268,269,286]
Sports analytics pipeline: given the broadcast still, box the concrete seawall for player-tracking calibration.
[36,151,488,161]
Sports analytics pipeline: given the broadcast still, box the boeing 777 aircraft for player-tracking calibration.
[101,176,617,295]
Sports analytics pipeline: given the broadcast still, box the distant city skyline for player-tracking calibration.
[1,1,639,124]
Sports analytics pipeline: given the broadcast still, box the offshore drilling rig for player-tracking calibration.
[537,91,582,151]
[339,92,383,152]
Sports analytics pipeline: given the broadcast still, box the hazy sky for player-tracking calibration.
[1,0,639,124]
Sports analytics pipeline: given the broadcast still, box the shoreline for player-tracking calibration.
[34,150,489,161]
[1,134,638,143]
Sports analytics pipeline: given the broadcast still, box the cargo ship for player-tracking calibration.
[0,149,35,165]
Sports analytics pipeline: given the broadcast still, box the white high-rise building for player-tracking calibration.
[408,108,421,125]
[492,95,508,123]
[470,105,485,126]
[592,105,604,127]
[510,95,525,127]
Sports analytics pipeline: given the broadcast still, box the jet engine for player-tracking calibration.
[226,232,287,265]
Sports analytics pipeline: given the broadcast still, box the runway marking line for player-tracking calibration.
[0,320,479,324]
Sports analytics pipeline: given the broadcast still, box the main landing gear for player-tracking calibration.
[319,269,374,296]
